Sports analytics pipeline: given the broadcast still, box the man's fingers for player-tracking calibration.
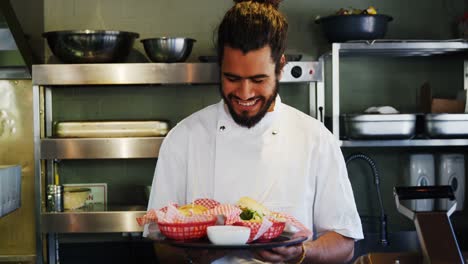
[292,230,313,240]
[255,244,303,262]
[255,249,285,263]
[270,244,302,259]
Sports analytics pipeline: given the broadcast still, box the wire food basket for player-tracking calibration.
[235,221,286,242]
[158,216,217,241]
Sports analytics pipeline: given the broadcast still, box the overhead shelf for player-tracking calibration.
[41,204,146,233]
[340,139,468,147]
[32,61,323,85]
[40,137,164,159]
[334,40,468,57]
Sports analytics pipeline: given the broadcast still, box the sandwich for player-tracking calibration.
[237,196,271,222]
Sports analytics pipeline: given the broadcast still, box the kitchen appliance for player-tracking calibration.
[437,154,465,211]
[342,114,416,139]
[43,30,139,63]
[393,186,465,264]
[315,14,393,43]
[403,154,435,211]
[141,37,195,63]
[424,114,468,138]
[356,186,466,263]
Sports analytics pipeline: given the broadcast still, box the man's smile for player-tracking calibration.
[236,98,259,107]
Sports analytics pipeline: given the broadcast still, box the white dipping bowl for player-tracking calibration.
[207,226,251,245]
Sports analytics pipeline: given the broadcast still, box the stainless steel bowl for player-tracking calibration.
[141,37,196,63]
[43,30,140,63]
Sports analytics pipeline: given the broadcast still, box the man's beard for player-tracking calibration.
[221,80,279,128]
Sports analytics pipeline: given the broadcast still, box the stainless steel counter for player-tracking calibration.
[41,137,164,159]
[41,204,146,233]
[341,138,468,147]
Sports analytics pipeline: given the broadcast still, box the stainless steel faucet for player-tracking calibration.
[346,153,388,246]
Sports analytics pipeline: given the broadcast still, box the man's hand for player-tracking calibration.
[253,231,309,263]
[254,243,304,263]
[185,249,229,263]
[254,231,355,264]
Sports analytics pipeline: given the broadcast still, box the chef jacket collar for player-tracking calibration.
[216,95,282,134]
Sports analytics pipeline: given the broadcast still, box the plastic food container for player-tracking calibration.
[342,114,417,139]
[207,226,251,245]
[63,188,91,210]
[425,114,468,138]
[54,121,169,138]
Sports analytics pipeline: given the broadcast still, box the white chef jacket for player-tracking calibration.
[144,95,363,263]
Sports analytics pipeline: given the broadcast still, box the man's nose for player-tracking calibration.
[237,79,255,99]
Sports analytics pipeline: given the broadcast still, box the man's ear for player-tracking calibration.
[278,54,286,80]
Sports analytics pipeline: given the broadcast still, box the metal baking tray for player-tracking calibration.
[425,114,468,138]
[54,121,169,138]
[342,114,417,139]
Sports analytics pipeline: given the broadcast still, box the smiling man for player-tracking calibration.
[221,45,280,128]
[145,0,363,263]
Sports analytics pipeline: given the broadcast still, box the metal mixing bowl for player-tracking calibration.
[43,30,140,63]
[141,37,196,63]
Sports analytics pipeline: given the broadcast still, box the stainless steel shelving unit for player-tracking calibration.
[40,137,164,159]
[41,205,146,233]
[32,61,324,264]
[330,40,468,147]
[341,139,468,148]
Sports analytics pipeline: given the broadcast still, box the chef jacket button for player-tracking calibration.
[219,125,226,131]
[272,130,278,135]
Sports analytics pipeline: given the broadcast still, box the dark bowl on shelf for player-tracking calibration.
[315,14,393,43]
[43,30,140,63]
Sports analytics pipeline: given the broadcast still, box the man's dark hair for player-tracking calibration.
[217,0,288,74]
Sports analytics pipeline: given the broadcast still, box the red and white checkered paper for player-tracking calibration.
[136,199,220,225]
[136,198,312,242]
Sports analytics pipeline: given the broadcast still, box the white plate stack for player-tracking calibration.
[0,165,21,218]
[403,154,435,211]
[437,154,465,211]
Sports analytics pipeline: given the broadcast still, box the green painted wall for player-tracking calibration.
[42,0,465,60]
[43,0,467,236]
